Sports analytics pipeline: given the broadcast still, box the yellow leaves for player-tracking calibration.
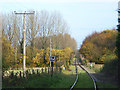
[26,56,29,59]
[31,48,74,67]
[36,53,40,56]
[61,47,73,61]
[100,56,105,62]
[80,29,117,63]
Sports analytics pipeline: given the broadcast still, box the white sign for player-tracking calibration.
[63,67,65,70]
[90,64,93,67]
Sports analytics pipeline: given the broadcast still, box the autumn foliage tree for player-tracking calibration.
[79,29,117,63]
[2,36,14,70]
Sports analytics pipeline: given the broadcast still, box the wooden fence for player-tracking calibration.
[3,67,62,78]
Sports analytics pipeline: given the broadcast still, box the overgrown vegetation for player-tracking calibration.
[102,54,118,75]
[79,29,117,64]
[96,82,118,88]
[116,23,120,86]
[79,29,118,86]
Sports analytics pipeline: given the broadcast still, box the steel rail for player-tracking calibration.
[70,60,78,90]
[77,60,97,90]
[70,59,97,90]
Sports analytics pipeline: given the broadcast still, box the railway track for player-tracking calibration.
[70,59,78,90]
[70,59,97,90]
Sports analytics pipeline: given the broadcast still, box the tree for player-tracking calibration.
[13,15,18,65]
[79,29,117,63]
[2,10,77,69]
[2,36,14,70]
[26,12,39,63]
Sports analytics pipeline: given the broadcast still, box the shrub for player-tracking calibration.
[81,60,87,65]
[101,54,118,76]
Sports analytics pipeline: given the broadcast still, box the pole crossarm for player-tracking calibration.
[14,11,35,15]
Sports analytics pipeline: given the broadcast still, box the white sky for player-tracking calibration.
[0,0,118,3]
[0,0,119,49]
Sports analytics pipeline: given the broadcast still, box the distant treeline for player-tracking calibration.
[79,29,118,63]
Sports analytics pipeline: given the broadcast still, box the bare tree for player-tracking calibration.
[38,10,50,49]
[13,14,18,65]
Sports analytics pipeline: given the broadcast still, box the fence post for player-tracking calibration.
[32,69,35,74]
[45,67,47,73]
[20,71,22,78]
[26,70,28,77]
[42,68,43,73]
[37,69,39,74]
[51,61,53,77]
[59,67,62,73]
[48,67,49,74]
[10,71,14,79]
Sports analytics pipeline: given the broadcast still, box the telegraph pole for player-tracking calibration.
[59,42,60,62]
[50,37,51,71]
[14,11,35,78]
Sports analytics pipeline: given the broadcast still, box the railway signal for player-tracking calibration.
[49,56,55,61]
[49,56,55,77]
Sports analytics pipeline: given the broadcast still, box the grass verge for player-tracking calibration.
[3,65,95,88]
[96,82,119,88]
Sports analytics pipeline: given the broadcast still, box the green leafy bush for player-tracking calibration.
[102,54,118,76]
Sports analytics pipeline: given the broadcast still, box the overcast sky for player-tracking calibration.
[0,0,119,49]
